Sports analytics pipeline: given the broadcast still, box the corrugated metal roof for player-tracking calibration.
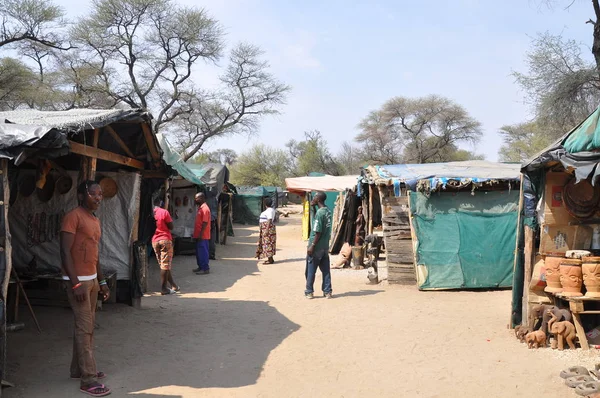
[0,108,149,132]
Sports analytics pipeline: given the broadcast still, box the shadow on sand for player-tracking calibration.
[6,223,300,398]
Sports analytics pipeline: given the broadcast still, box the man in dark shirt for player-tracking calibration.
[305,191,333,299]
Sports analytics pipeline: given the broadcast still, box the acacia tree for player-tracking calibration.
[513,33,600,134]
[174,43,290,160]
[0,0,69,49]
[355,110,403,165]
[71,0,224,133]
[286,130,342,176]
[229,144,292,187]
[336,141,366,175]
[357,95,482,164]
[498,122,551,162]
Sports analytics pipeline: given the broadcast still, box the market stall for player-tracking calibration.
[513,105,600,350]
[362,161,521,287]
[0,108,167,383]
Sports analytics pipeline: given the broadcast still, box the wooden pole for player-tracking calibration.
[511,174,525,328]
[88,128,100,181]
[1,159,12,303]
[69,141,144,170]
[522,225,534,328]
[105,125,135,158]
[368,184,374,235]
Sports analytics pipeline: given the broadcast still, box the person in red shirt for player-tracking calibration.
[193,192,211,275]
[60,180,111,397]
[152,196,179,295]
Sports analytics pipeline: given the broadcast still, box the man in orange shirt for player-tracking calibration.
[60,180,111,397]
[193,192,211,275]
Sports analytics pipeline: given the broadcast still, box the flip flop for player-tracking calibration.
[161,289,176,296]
[80,384,111,397]
[576,381,600,396]
[71,372,106,380]
[567,375,595,388]
[172,286,181,293]
[562,366,590,379]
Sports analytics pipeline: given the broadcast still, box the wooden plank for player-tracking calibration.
[572,313,590,349]
[511,173,524,328]
[1,160,12,302]
[382,225,411,232]
[141,122,161,163]
[522,225,534,326]
[383,205,410,214]
[105,125,136,158]
[69,140,144,170]
[382,196,408,205]
[368,184,373,235]
[383,231,412,239]
[89,128,100,180]
[382,216,410,225]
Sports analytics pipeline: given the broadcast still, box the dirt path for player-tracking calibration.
[5,211,599,397]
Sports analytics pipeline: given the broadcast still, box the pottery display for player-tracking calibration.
[545,255,564,293]
[559,259,583,297]
[582,257,600,298]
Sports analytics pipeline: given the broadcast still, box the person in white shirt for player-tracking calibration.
[256,198,277,264]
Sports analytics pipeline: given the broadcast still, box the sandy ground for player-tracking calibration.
[5,208,600,398]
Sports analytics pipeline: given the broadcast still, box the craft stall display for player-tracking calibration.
[515,170,600,350]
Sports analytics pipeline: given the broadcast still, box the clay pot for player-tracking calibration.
[582,257,600,298]
[559,259,583,297]
[545,255,564,293]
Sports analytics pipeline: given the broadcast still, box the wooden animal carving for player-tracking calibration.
[548,310,577,350]
[515,325,532,343]
[525,330,547,349]
[531,305,572,335]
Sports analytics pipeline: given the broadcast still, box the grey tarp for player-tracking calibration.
[10,170,141,280]
[0,108,152,164]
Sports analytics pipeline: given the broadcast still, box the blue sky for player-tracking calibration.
[56,0,596,161]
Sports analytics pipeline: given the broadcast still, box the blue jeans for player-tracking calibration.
[305,248,332,295]
[195,240,210,271]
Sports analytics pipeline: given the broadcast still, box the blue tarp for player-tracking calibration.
[375,161,521,191]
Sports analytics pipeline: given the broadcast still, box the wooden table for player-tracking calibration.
[550,293,600,350]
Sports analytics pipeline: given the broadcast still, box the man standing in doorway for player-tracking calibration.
[305,191,333,299]
[60,180,111,397]
[193,192,211,275]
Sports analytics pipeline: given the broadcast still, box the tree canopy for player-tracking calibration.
[356,95,483,165]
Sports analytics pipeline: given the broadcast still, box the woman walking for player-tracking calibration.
[256,198,277,264]
[152,195,179,295]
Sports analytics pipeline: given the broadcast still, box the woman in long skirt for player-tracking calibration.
[256,198,277,264]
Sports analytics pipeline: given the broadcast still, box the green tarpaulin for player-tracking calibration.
[233,186,268,225]
[563,106,600,153]
[410,190,519,290]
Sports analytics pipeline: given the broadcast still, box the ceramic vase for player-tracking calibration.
[559,259,583,297]
[582,257,600,298]
[545,256,563,293]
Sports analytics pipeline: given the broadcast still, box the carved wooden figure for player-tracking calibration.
[515,325,532,343]
[530,304,572,335]
[525,330,547,349]
[548,310,577,350]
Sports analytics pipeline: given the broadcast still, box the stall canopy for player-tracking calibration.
[156,133,204,186]
[0,108,155,164]
[523,105,600,182]
[368,161,521,193]
[364,161,521,290]
[285,175,359,195]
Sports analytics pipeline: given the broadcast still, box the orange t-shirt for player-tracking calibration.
[61,206,101,278]
[193,203,211,240]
